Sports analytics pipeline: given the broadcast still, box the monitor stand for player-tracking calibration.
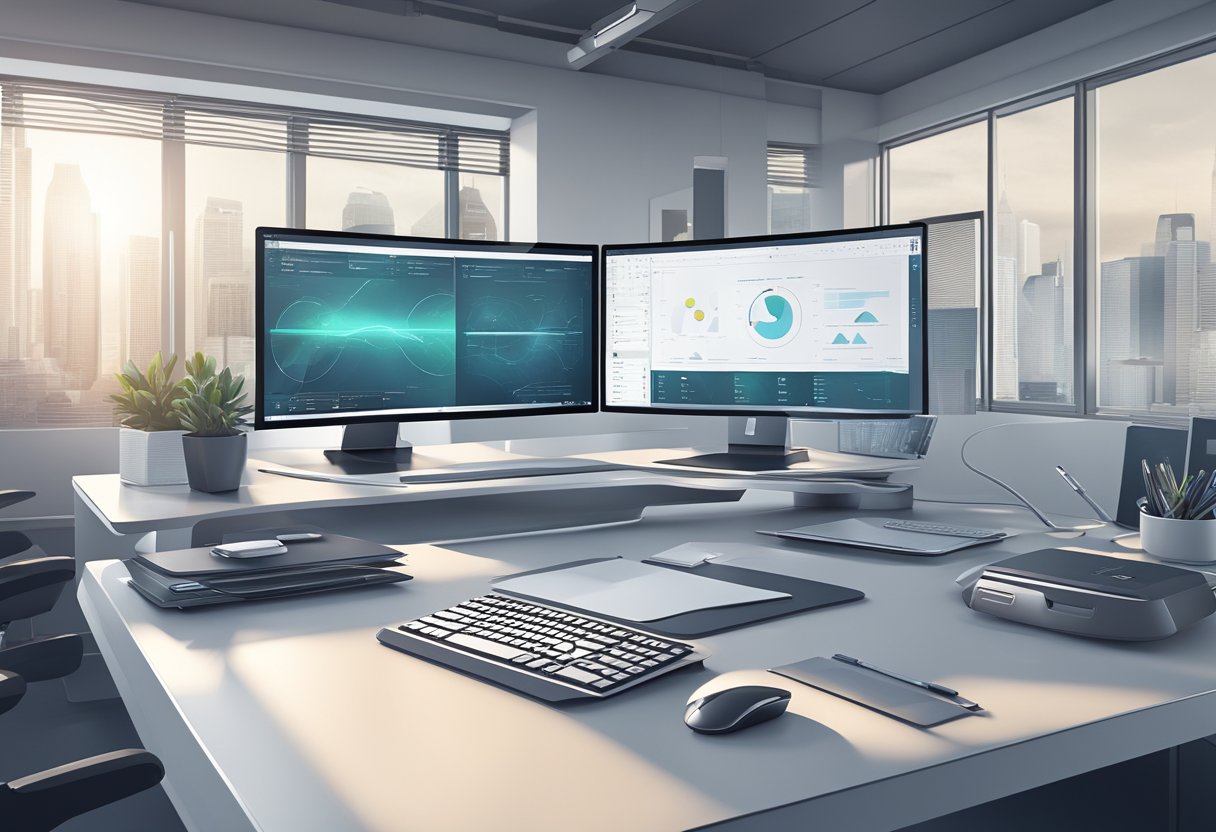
[323,422,426,475]
[657,416,810,472]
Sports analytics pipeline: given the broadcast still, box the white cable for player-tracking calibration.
[958,421,1090,530]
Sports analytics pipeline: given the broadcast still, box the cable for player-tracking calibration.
[915,496,1027,510]
[957,422,1096,530]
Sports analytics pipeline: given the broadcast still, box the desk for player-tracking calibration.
[79,491,1216,832]
[71,443,909,558]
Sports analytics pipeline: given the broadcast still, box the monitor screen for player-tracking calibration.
[602,224,926,417]
[255,228,597,429]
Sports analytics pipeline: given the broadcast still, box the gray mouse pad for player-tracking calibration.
[771,657,975,727]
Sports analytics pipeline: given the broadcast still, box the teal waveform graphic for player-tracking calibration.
[269,280,456,384]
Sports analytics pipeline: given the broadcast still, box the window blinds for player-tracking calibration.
[3,79,509,176]
[766,142,820,189]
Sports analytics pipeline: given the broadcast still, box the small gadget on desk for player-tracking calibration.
[960,549,1216,640]
[758,518,1008,556]
[211,540,288,559]
[684,685,791,734]
[276,532,323,542]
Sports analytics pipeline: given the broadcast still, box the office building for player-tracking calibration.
[123,235,161,369]
[0,123,32,359]
[194,196,245,344]
[9,3,1216,832]
[1099,256,1165,409]
[342,188,395,234]
[42,162,100,390]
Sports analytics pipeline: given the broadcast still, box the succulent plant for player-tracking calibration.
[109,352,186,431]
[173,352,253,437]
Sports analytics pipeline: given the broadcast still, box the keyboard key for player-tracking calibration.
[446,633,529,661]
[555,666,601,686]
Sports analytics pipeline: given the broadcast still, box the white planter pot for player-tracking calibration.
[119,428,189,486]
[1139,512,1216,563]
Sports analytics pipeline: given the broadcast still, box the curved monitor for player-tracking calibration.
[255,228,598,436]
[601,224,927,419]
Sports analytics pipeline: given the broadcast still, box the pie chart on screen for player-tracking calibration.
[747,288,799,347]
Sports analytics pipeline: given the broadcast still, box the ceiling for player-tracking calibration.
[124,0,1117,94]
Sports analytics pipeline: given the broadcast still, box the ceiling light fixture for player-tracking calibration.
[567,0,703,70]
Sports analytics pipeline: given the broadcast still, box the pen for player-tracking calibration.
[832,654,982,711]
[1054,466,1115,523]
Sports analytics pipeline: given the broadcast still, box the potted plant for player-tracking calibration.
[110,352,189,486]
[174,353,254,493]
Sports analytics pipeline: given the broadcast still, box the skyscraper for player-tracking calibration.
[42,163,99,390]
[1160,213,1211,404]
[342,188,394,234]
[1017,264,1069,402]
[992,191,1020,399]
[124,235,161,368]
[193,197,244,346]
[0,123,31,359]
[1099,256,1165,408]
[458,185,498,240]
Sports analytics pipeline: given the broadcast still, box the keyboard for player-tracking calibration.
[883,519,1006,539]
[398,459,622,484]
[376,594,705,702]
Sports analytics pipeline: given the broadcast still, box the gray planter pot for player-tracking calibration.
[181,432,248,493]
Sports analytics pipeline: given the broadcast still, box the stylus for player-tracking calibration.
[832,654,982,711]
[1054,466,1115,523]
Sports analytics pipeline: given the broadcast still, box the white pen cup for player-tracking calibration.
[1139,511,1216,563]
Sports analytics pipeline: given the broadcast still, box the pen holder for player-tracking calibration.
[1139,512,1216,563]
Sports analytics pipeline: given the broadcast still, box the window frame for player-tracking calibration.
[1,76,510,382]
[882,37,1216,422]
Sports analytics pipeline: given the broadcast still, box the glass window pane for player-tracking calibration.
[887,121,987,224]
[186,130,285,389]
[306,155,445,238]
[992,97,1074,404]
[888,122,986,412]
[458,172,504,241]
[1094,53,1216,416]
[1,126,160,427]
[768,185,812,234]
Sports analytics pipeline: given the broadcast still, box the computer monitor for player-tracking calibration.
[602,223,928,470]
[255,228,597,470]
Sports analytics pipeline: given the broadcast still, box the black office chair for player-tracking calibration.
[0,554,166,830]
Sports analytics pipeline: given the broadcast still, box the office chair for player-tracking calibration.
[0,555,166,830]
[0,490,37,562]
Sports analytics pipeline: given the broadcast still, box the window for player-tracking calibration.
[1092,51,1216,417]
[992,96,1074,406]
[884,44,1216,420]
[766,143,819,234]
[0,79,509,428]
[887,122,986,414]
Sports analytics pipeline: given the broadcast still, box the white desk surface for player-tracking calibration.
[79,492,1216,832]
[72,443,911,535]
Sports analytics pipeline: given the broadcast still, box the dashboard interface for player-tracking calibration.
[258,232,596,425]
[603,227,925,415]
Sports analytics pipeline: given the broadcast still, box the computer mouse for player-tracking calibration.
[684,684,791,734]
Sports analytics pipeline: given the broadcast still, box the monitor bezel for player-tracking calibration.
[598,222,929,420]
[254,226,600,431]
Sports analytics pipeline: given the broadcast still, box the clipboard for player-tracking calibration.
[492,556,863,637]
